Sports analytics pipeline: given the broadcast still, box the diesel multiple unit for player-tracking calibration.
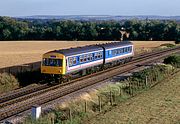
[41,41,134,76]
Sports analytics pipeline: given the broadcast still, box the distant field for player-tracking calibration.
[0,41,174,68]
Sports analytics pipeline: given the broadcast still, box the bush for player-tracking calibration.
[175,40,180,44]
[164,55,180,68]
[0,73,19,93]
[16,70,43,86]
[160,43,176,48]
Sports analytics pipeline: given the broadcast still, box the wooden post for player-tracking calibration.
[51,116,54,124]
[98,96,101,112]
[145,76,148,87]
[119,86,121,96]
[85,100,87,113]
[110,90,113,106]
[129,83,131,95]
[69,108,72,123]
[113,92,116,103]
[131,83,134,96]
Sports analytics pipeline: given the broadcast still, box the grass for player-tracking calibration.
[0,73,19,93]
[84,70,180,124]
[23,65,179,124]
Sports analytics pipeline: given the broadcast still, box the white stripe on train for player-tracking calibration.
[67,52,133,72]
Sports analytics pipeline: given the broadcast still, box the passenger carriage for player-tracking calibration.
[101,41,134,64]
[41,41,134,82]
[41,45,104,76]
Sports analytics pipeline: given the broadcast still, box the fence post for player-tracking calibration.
[98,96,102,112]
[110,90,113,106]
[119,86,121,96]
[113,92,116,103]
[129,83,131,95]
[85,100,87,113]
[131,82,134,96]
[69,108,72,123]
[51,115,54,124]
[145,76,148,87]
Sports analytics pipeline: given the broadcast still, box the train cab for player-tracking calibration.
[41,52,66,75]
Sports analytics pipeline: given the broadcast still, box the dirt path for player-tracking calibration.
[86,72,180,124]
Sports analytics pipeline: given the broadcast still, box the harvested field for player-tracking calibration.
[0,41,174,68]
[85,71,180,124]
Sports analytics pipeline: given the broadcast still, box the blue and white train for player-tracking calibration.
[41,41,134,77]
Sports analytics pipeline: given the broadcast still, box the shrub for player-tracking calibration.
[0,73,19,93]
[164,55,180,68]
[160,43,176,48]
[16,70,43,86]
[175,38,180,44]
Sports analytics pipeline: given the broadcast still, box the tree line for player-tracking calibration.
[0,16,179,42]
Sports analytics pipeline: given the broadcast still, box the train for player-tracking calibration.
[41,41,134,82]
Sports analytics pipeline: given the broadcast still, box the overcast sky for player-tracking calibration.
[0,0,179,17]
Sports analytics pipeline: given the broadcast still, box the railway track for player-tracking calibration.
[0,46,178,104]
[0,46,180,121]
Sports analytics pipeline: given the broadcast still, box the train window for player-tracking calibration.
[119,49,121,54]
[112,50,114,55]
[87,54,90,61]
[108,50,111,56]
[43,58,62,67]
[100,52,103,58]
[124,48,127,52]
[129,47,132,52]
[90,53,93,61]
[114,50,117,55]
[98,52,101,58]
[80,56,83,63]
[116,49,119,54]
[120,48,123,53]
[117,49,120,54]
[69,57,73,66]
[94,53,98,59]
[73,57,76,65]
[128,47,131,52]
[84,55,87,62]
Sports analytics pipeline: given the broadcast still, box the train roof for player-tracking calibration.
[48,45,103,56]
[100,41,133,49]
[46,41,133,56]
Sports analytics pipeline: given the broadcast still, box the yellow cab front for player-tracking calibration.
[41,52,66,75]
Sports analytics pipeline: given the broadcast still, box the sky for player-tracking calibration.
[0,0,179,17]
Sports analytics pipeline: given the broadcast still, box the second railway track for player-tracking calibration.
[0,46,180,121]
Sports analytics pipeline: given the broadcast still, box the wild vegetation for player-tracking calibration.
[24,64,178,124]
[0,73,19,93]
[164,54,180,68]
[0,16,179,41]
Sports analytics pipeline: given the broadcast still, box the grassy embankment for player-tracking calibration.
[24,55,180,124]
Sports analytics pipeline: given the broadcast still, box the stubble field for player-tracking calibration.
[0,41,174,68]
